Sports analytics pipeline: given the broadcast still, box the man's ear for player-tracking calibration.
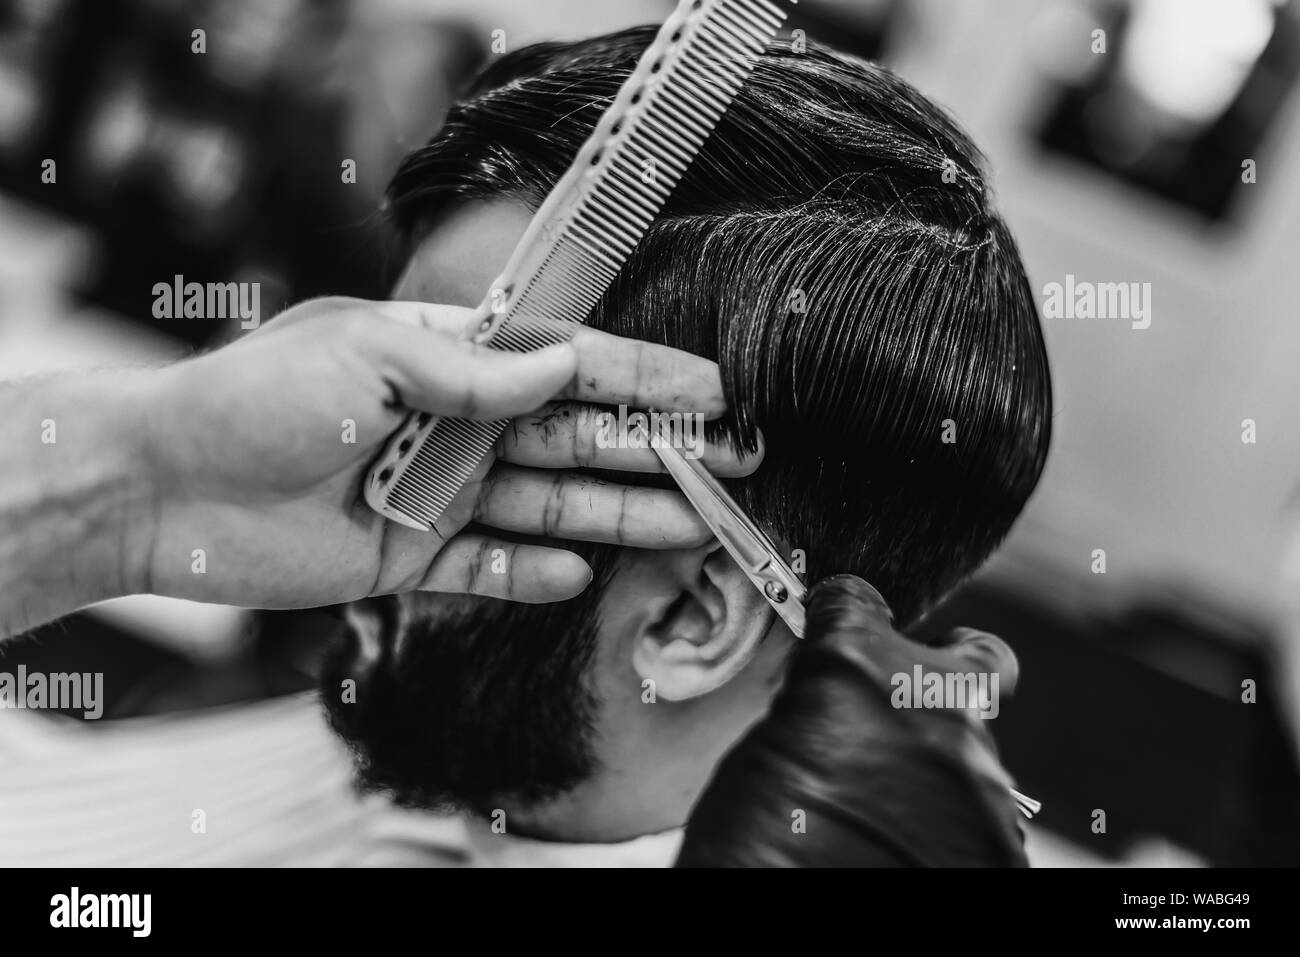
[631,544,775,701]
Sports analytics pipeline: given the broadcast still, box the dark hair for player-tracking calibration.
[324,26,1052,813]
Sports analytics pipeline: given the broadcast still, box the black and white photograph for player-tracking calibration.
[0,0,1296,922]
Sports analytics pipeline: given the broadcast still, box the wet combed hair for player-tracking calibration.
[323,26,1052,814]
[386,26,1051,625]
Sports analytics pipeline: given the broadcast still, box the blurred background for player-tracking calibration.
[2,0,1299,866]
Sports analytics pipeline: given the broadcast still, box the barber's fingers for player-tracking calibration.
[254,296,471,338]
[558,325,727,418]
[474,465,713,548]
[357,309,578,420]
[367,299,475,335]
[274,296,726,412]
[410,534,593,602]
[366,302,729,421]
[807,576,1019,695]
[929,627,1020,696]
[495,402,763,476]
[806,574,894,634]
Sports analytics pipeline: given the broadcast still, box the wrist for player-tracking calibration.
[49,368,160,602]
[0,369,161,634]
[101,370,164,598]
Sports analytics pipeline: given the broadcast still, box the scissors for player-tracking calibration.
[644,416,807,639]
[644,415,1042,821]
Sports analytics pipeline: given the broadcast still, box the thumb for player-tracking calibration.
[358,303,578,420]
[932,628,1020,696]
[805,574,894,639]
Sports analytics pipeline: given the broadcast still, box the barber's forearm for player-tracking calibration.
[0,372,157,640]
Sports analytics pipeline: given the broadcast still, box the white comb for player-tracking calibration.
[365,0,797,530]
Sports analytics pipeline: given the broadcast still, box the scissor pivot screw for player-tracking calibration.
[764,582,788,603]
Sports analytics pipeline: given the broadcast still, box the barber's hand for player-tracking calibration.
[677,575,1028,867]
[126,297,758,609]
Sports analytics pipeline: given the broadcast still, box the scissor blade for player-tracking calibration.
[650,441,772,572]
[646,425,806,639]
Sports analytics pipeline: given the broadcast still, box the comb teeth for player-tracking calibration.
[374,0,795,530]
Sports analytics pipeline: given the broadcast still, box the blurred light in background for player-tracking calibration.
[1121,0,1276,125]
[0,0,486,342]
[1036,0,1300,220]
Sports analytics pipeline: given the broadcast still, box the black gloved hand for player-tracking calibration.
[676,575,1029,867]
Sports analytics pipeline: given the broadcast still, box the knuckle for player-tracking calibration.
[466,538,492,594]
[503,543,521,600]
[615,485,631,544]
[316,295,362,312]
[495,419,523,458]
[541,472,568,537]
[457,372,484,419]
[471,471,501,522]
[572,405,600,468]
[629,339,651,400]
[329,307,371,342]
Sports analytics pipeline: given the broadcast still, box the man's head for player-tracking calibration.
[322,26,1051,841]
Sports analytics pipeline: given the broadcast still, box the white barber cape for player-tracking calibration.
[0,692,683,867]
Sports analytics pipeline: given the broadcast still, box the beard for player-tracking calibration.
[319,558,610,816]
